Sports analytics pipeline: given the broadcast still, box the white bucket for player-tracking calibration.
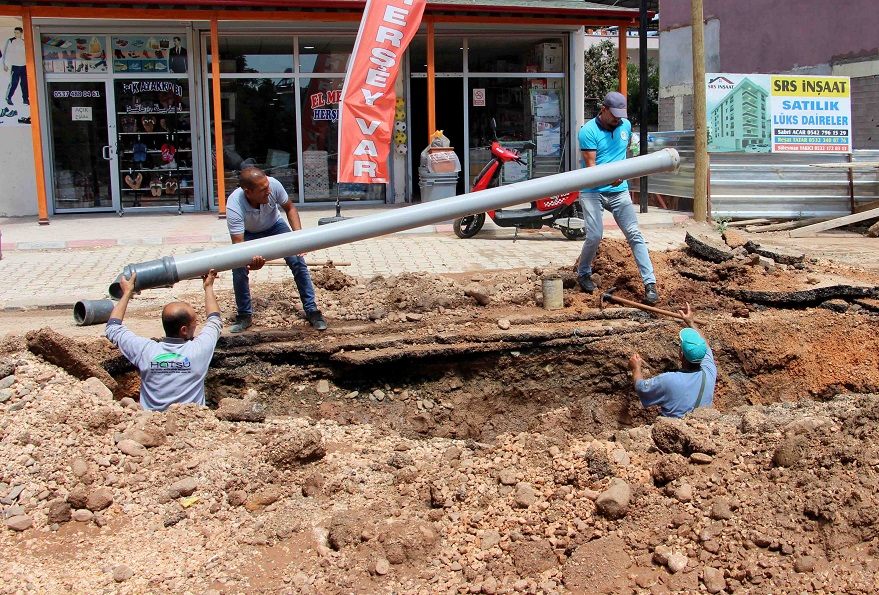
[541,276,564,310]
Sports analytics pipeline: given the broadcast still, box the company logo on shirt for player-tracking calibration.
[620,130,629,142]
[150,353,191,373]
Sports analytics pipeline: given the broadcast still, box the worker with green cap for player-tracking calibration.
[628,303,716,418]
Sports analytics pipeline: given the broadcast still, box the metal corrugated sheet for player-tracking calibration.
[646,132,879,218]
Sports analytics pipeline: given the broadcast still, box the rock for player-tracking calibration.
[5,515,33,531]
[119,397,138,410]
[666,553,689,573]
[510,539,557,576]
[481,576,498,594]
[868,221,879,238]
[794,556,816,573]
[265,428,325,469]
[690,452,713,464]
[113,565,134,582]
[0,388,12,403]
[122,426,165,448]
[685,232,734,263]
[563,536,632,593]
[709,498,733,520]
[405,312,423,322]
[464,289,491,306]
[371,557,390,576]
[674,483,693,503]
[117,439,147,457]
[26,328,117,391]
[379,520,438,565]
[741,409,769,434]
[328,512,370,550]
[71,509,94,523]
[48,501,72,524]
[773,435,808,467]
[215,398,266,423]
[316,379,330,394]
[610,448,630,466]
[651,417,696,455]
[480,528,501,550]
[85,488,114,512]
[497,318,511,330]
[67,485,89,509]
[652,454,688,486]
[227,490,247,507]
[0,375,14,389]
[595,478,631,519]
[168,477,198,499]
[302,472,325,497]
[498,468,517,486]
[514,482,537,508]
[722,229,748,249]
[245,487,283,511]
[82,377,114,401]
[702,567,726,593]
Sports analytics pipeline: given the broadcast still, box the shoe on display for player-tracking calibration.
[230,314,252,333]
[577,274,595,294]
[305,309,328,331]
[0,108,8,118]
[644,283,659,305]
[17,116,30,124]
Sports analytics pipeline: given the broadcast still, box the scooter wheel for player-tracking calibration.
[560,201,586,240]
[453,213,485,239]
[562,227,586,240]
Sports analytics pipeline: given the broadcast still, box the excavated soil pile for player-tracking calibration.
[2,235,879,593]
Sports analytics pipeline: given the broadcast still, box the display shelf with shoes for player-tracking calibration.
[114,78,192,215]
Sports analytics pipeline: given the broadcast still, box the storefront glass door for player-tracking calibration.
[46,80,115,211]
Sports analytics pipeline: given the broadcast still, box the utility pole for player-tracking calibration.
[691,0,708,222]
[638,0,649,213]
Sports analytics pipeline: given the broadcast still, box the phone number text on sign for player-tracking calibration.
[53,90,102,98]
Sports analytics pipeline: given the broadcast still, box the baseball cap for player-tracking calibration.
[679,328,707,363]
[603,91,628,118]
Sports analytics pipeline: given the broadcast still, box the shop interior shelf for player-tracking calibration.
[118,131,189,135]
[117,111,190,115]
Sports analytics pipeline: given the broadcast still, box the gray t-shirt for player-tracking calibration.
[226,176,288,235]
[105,314,223,411]
[634,346,717,418]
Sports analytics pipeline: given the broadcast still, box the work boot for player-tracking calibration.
[577,274,595,294]
[230,314,252,333]
[306,309,328,331]
[644,283,659,305]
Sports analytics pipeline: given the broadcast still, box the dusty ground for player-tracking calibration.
[2,230,879,594]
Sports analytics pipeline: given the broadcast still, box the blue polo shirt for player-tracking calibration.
[635,347,717,418]
[578,116,632,192]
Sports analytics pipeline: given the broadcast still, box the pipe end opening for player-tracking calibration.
[73,301,87,325]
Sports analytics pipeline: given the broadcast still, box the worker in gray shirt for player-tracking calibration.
[226,166,327,332]
[105,270,222,411]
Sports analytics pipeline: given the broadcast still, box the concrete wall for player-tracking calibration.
[658,0,879,147]
[0,126,38,217]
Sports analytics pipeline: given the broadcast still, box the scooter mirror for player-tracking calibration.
[523,141,536,151]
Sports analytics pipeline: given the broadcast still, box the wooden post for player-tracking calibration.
[22,9,49,225]
[210,13,227,218]
[691,0,708,222]
[617,25,627,97]
[427,18,436,135]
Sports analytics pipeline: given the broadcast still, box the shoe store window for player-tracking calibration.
[41,32,193,213]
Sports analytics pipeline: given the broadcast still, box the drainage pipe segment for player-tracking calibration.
[109,149,680,298]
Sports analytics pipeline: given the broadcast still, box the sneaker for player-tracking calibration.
[644,283,659,305]
[577,274,595,294]
[305,309,328,331]
[230,314,252,333]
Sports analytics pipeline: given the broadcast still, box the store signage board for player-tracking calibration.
[473,88,485,107]
[706,73,851,153]
[338,0,426,184]
[72,106,92,121]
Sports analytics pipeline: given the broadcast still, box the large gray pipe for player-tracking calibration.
[110,149,680,298]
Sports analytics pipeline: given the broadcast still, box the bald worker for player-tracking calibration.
[105,270,222,411]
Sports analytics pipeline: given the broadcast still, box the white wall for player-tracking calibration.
[0,125,38,216]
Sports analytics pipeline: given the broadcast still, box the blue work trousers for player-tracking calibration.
[577,189,656,285]
[232,219,317,315]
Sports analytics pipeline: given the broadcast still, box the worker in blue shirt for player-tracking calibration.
[577,91,658,305]
[628,303,716,418]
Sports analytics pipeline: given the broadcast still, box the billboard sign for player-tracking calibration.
[706,73,851,153]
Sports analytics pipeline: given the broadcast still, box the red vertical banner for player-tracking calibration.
[337,0,425,184]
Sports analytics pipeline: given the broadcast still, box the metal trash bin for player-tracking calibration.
[418,167,459,202]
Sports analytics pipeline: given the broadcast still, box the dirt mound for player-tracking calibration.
[2,352,879,592]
